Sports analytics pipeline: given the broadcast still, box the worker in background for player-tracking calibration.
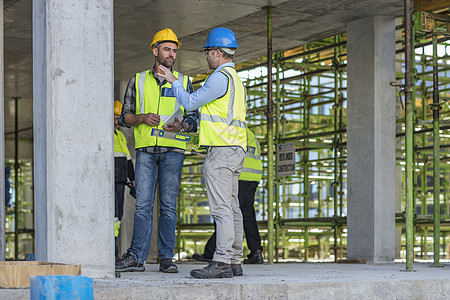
[157,27,247,278]
[192,127,264,265]
[114,100,135,259]
[116,28,199,273]
[5,166,11,208]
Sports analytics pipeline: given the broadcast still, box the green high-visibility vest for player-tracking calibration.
[134,69,189,149]
[239,128,263,182]
[199,67,247,149]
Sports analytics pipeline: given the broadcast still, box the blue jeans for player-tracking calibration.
[128,150,184,263]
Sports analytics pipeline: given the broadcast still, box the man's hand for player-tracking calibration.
[139,113,160,126]
[163,117,184,132]
[157,65,177,84]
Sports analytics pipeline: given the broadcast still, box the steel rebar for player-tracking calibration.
[432,34,442,267]
[265,6,275,264]
[404,0,414,271]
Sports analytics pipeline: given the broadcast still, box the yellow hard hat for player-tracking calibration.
[150,28,181,49]
[114,100,123,115]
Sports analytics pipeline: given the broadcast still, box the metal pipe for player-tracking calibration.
[274,51,281,262]
[332,35,340,262]
[281,111,289,258]
[416,144,450,151]
[420,76,428,259]
[337,35,345,225]
[395,36,449,55]
[338,47,345,260]
[445,168,449,217]
[265,6,275,264]
[445,168,449,257]
[411,21,418,262]
[262,182,266,219]
[404,0,414,271]
[431,34,442,267]
[396,125,450,137]
[302,72,310,261]
[13,96,19,260]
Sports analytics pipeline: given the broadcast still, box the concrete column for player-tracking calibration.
[33,0,114,277]
[0,0,5,261]
[346,16,396,263]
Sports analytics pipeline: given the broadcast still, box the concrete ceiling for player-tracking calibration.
[3,0,404,155]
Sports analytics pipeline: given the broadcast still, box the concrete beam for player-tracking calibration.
[33,0,114,277]
[346,16,396,263]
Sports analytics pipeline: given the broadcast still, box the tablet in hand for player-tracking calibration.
[164,108,183,126]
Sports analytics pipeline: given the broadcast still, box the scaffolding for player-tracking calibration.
[176,13,450,264]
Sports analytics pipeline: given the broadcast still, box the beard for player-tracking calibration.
[206,56,214,69]
[157,53,175,68]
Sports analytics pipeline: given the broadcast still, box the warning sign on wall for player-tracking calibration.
[276,143,296,177]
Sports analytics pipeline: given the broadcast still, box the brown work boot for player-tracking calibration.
[190,261,233,278]
[231,264,243,276]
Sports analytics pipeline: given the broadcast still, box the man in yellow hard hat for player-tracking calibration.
[157,27,246,279]
[113,100,135,259]
[115,28,199,274]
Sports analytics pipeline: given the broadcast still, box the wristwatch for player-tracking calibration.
[179,123,186,133]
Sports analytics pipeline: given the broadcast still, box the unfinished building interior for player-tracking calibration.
[1,0,450,298]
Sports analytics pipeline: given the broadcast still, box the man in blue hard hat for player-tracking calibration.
[158,27,247,278]
[192,127,264,265]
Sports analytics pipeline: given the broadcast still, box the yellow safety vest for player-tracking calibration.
[114,130,131,160]
[134,69,189,149]
[114,219,121,238]
[239,128,263,182]
[199,66,247,149]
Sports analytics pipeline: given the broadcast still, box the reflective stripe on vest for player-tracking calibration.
[199,67,247,148]
[239,128,263,182]
[114,130,132,160]
[134,70,188,149]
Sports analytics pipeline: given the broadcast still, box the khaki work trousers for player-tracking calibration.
[203,146,245,264]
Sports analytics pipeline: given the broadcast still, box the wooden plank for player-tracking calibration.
[414,0,450,12]
[0,261,81,288]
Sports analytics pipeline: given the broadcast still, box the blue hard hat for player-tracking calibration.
[203,28,239,49]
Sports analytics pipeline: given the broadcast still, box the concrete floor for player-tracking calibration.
[2,262,450,299]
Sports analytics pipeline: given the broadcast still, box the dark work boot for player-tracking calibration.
[231,264,243,276]
[115,252,145,272]
[192,253,212,263]
[244,249,263,264]
[190,261,233,278]
[159,259,179,273]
